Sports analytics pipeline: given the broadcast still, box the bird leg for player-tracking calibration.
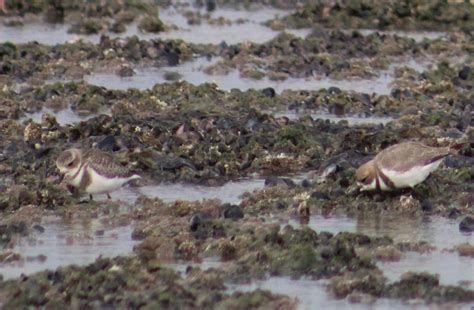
[107,193,112,200]
[89,194,94,201]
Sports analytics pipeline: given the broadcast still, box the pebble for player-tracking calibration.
[189,211,211,231]
[264,176,295,187]
[98,135,120,152]
[32,224,45,233]
[311,191,330,200]
[459,216,474,233]
[458,66,471,80]
[262,87,276,98]
[221,204,244,219]
[420,199,433,212]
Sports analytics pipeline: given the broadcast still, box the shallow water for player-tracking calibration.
[84,54,444,95]
[273,111,393,125]
[139,178,266,204]
[0,217,137,279]
[92,179,266,206]
[2,8,472,307]
[354,29,447,43]
[20,107,110,125]
[289,214,474,288]
[167,256,222,275]
[227,277,467,310]
[378,251,473,287]
[84,56,396,94]
[0,6,309,45]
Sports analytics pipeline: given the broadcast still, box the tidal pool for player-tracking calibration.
[0,6,309,45]
[0,216,137,280]
[226,277,470,310]
[353,29,447,42]
[84,56,396,94]
[20,107,111,125]
[139,178,266,205]
[289,213,474,288]
[272,111,393,125]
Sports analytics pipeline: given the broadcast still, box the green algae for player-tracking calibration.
[268,0,474,31]
[0,256,295,309]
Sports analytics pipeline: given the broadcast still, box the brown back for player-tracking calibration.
[375,141,450,172]
[85,149,135,178]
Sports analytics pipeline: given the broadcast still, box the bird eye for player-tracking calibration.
[67,161,74,168]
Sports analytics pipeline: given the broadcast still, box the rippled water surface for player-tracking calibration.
[0,217,137,280]
[290,213,474,288]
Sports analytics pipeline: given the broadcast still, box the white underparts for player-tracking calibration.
[359,159,443,191]
[381,159,443,189]
[65,164,140,194]
[85,166,140,194]
[359,178,377,191]
[66,165,84,188]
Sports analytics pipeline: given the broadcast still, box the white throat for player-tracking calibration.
[66,164,86,187]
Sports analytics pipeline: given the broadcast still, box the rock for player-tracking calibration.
[32,224,45,233]
[206,0,216,11]
[23,122,42,144]
[157,155,196,171]
[221,204,244,220]
[457,243,474,257]
[131,228,148,240]
[189,211,211,232]
[311,191,330,200]
[458,66,471,80]
[328,86,341,94]
[275,201,287,210]
[301,179,311,188]
[138,15,165,33]
[68,19,101,34]
[3,143,18,157]
[443,155,473,169]
[267,71,289,81]
[110,22,126,33]
[163,71,182,81]
[262,87,276,98]
[447,208,461,219]
[98,135,120,152]
[420,199,433,212]
[116,65,135,77]
[459,216,474,233]
[164,51,180,66]
[264,176,295,187]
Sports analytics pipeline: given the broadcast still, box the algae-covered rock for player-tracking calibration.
[138,14,165,33]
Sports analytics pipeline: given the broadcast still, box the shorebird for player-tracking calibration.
[356,141,455,191]
[56,148,140,200]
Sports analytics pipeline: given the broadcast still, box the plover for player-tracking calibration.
[356,141,454,191]
[56,148,140,200]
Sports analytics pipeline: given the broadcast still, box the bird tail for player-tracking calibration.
[129,174,142,181]
[447,128,472,154]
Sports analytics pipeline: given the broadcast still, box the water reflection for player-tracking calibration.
[84,57,396,94]
[20,107,111,125]
[0,6,309,45]
[290,213,474,288]
[0,216,137,279]
[227,277,448,310]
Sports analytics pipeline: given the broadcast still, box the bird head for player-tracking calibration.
[56,148,83,181]
[355,160,377,191]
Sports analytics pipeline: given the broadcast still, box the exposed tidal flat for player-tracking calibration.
[0,0,473,308]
